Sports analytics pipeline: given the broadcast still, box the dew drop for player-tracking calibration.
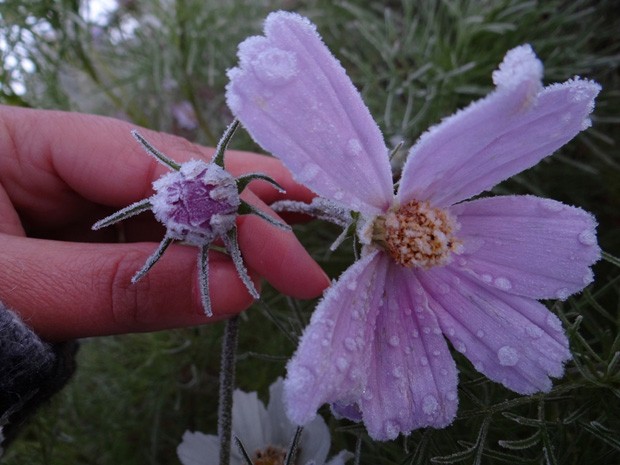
[422,395,438,415]
[578,229,596,246]
[432,350,441,357]
[555,288,570,300]
[481,274,493,283]
[346,280,358,291]
[538,198,564,212]
[440,368,448,376]
[446,391,457,401]
[474,361,485,372]
[384,421,398,439]
[525,325,543,339]
[345,138,363,158]
[299,163,321,182]
[433,327,442,335]
[498,346,519,366]
[336,357,349,372]
[422,327,431,334]
[447,327,456,336]
[494,277,512,291]
[438,283,451,295]
[389,335,400,347]
[334,190,345,201]
[344,337,357,351]
[412,329,419,338]
[420,356,429,366]
[404,307,412,315]
[455,340,467,353]
[253,48,298,85]
[392,366,404,378]
[546,313,563,332]
[476,329,485,338]
[321,339,329,347]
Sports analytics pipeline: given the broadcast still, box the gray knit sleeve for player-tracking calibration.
[0,302,78,456]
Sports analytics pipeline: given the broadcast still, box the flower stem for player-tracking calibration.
[218,315,239,465]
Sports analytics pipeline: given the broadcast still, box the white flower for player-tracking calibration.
[177,378,352,465]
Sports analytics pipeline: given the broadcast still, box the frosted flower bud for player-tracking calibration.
[151,160,240,245]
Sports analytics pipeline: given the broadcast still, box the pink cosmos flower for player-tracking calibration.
[226,11,601,440]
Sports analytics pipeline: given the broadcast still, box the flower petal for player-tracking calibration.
[359,264,458,440]
[326,450,355,465]
[451,195,600,300]
[418,266,571,394]
[231,389,270,454]
[397,44,600,207]
[268,378,331,465]
[177,431,220,465]
[226,11,393,214]
[284,251,389,425]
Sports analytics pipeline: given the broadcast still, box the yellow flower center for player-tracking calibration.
[373,200,461,268]
[253,445,289,465]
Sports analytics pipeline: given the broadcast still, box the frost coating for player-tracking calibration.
[151,160,240,245]
[228,11,601,441]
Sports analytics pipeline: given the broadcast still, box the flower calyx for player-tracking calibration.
[92,120,290,316]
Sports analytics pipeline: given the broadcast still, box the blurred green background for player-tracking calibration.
[1,0,618,464]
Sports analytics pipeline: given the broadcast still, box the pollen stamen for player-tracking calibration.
[373,200,461,268]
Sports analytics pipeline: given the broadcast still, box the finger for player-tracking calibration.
[0,183,25,236]
[237,190,329,299]
[0,233,257,341]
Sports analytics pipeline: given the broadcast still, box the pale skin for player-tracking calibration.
[0,105,329,341]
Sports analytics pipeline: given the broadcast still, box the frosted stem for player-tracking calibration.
[131,235,174,283]
[213,119,240,167]
[92,199,152,230]
[223,228,259,299]
[218,315,239,465]
[353,434,362,465]
[198,245,212,317]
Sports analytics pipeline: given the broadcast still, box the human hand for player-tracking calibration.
[0,105,329,341]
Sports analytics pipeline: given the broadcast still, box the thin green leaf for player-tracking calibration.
[131,130,181,171]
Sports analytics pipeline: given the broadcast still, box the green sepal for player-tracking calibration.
[239,199,292,231]
[236,172,286,194]
[92,198,152,230]
[213,119,240,167]
[131,130,181,171]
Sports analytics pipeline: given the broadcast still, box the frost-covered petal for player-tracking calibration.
[451,195,600,300]
[267,378,331,465]
[397,45,601,207]
[177,430,220,465]
[284,251,389,425]
[359,264,458,440]
[418,266,571,394]
[326,450,355,465]
[231,389,271,455]
[226,11,393,214]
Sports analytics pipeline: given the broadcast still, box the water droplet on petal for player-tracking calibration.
[412,329,419,338]
[384,421,398,439]
[546,313,564,332]
[578,229,597,246]
[476,329,485,338]
[334,190,345,201]
[440,368,448,376]
[446,391,457,401]
[392,366,404,378]
[525,325,544,339]
[438,283,451,295]
[423,327,431,335]
[346,280,358,291]
[447,327,456,336]
[481,274,493,283]
[404,307,412,315]
[455,340,467,353]
[336,357,349,372]
[345,138,363,158]
[538,198,564,212]
[494,277,512,291]
[388,335,400,347]
[253,47,298,85]
[474,361,485,372]
[422,395,438,415]
[432,349,441,356]
[420,356,429,366]
[299,163,321,182]
[344,337,357,351]
[556,288,570,300]
[498,346,519,366]
[433,327,442,335]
